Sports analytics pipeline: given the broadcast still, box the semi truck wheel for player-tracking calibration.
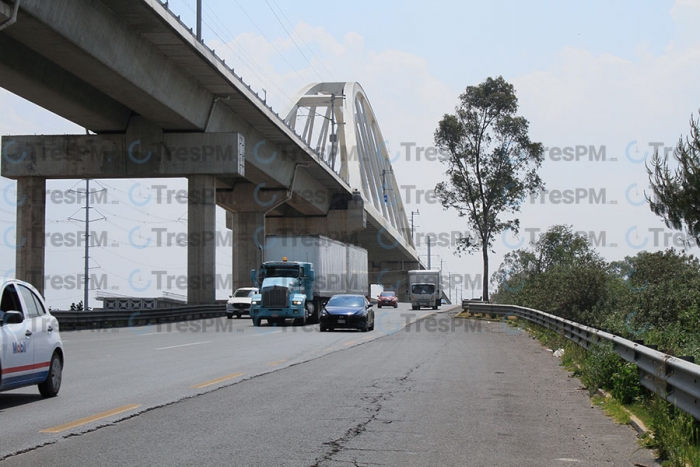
[307,300,320,324]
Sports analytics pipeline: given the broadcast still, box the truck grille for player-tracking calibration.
[262,287,287,308]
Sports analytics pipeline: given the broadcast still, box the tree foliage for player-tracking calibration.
[494,237,700,358]
[491,225,608,321]
[647,113,700,241]
[434,76,544,300]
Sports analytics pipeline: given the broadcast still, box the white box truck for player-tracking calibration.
[369,284,384,304]
[408,269,441,310]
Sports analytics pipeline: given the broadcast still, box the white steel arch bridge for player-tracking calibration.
[284,82,413,256]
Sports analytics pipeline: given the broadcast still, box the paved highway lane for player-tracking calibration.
[0,303,434,460]
[0,311,660,466]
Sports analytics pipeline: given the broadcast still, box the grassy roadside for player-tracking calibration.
[464,314,700,467]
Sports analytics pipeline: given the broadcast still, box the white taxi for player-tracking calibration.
[0,279,64,397]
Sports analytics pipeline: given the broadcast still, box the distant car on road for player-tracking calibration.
[377,290,398,308]
[226,287,259,319]
[0,279,64,397]
[320,294,374,332]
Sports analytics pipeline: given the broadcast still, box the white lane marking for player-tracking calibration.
[250,330,283,337]
[155,341,211,350]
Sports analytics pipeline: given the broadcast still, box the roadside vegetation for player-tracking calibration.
[493,225,700,466]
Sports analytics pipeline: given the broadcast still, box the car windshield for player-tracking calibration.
[412,284,434,294]
[380,291,395,297]
[327,296,365,307]
[233,289,255,297]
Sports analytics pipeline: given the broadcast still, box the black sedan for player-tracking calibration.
[319,294,374,332]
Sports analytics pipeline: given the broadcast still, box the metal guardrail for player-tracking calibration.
[463,302,700,421]
[52,304,226,330]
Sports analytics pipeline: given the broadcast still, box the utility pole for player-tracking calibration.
[83,179,89,311]
[411,210,419,245]
[448,272,452,303]
[196,0,202,42]
[427,236,431,269]
[69,179,105,311]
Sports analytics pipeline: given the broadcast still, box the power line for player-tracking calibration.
[231,0,309,86]
[199,3,294,104]
[172,0,293,105]
[265,0,324,82]
[270,0,335,81]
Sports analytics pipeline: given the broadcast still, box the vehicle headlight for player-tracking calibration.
[292,299,303,306]
[354,308,367,316]
[251,300,260,305]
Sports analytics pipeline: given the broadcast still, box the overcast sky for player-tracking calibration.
[2,0,700,308]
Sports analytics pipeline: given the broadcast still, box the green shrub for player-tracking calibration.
[647,398,700,467]
[580,341,620,396]
[610,362,640,404]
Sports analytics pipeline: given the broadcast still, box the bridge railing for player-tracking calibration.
[51,304,226,331]
[464,302,700,421]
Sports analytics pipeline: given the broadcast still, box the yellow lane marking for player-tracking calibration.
[41,404,141,433]
[343,340,358,347]
[191,372,244,389]
[267,359,287,367]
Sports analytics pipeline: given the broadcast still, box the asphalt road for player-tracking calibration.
[0,307,661,466]
[0,303,432,459]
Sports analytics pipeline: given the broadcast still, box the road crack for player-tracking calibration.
[310,341,446,467]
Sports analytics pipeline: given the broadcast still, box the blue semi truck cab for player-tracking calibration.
[249,259,317,326]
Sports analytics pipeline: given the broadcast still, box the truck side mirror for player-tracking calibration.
[250,269,257,284]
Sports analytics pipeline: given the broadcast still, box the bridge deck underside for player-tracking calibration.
[0,0,420,266]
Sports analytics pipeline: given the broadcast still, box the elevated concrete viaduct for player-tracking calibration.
[0,0,420,304]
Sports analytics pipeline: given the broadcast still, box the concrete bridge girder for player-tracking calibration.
[0,133,245,179]
[5,0,212,131]
[205,98,333,217]
[0,2,12,23]
[0,33,132,132]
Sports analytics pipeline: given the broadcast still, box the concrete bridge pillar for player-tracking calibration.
[15,177,47,295]
[218,184,285,293]
[229,211,265,291]
[187,175,217,304]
